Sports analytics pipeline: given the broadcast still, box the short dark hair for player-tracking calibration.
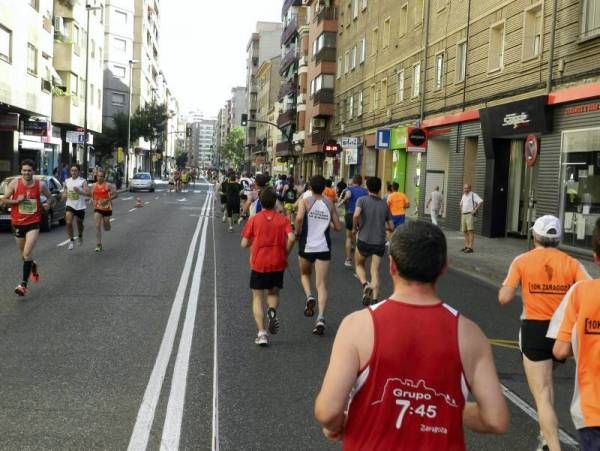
[367,176,382,194]
[325,178,333,187]
[259,187,277,209]
[392,182,399,191]
[353,174,363,185]
[390,221,447,284]
[70,164,81,171]
[593,218,600,256]
[255,173,267,188]
[20,159,35,170]
[310,175,326,195]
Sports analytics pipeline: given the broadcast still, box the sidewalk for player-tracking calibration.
[443,228,599,286]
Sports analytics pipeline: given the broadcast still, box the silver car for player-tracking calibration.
[130,172,155,192]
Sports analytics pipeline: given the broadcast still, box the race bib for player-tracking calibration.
[96,199,111,210]
[18,199,38,215]
[67,191,80,201]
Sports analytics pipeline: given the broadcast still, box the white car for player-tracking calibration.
[130,172,155,192]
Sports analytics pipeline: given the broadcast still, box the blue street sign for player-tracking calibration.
[376,128,391,149]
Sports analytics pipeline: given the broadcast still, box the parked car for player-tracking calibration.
[0,175,67,232]
[130,172,155,192]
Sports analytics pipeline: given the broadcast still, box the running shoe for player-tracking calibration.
[14,284,27,296]
[267,308,279,335]
[255,331,269,346]
[228,226,233,233]
[95,244,103,253]
[464,247,474,253]
[313,318,326,335]
[30,262,40,283]
[344,259,353,268]
[535,435,549,451]
[304,295,316,317]
[68,240,74,250]
[362,283,373,306]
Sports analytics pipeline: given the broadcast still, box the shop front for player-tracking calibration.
[424,127,451,220]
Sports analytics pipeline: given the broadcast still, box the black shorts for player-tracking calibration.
[66,206,86,219]
[94,209,112,217]
[250,270,284,290]
[520,320,563,362]
[345,212,354,231]
[299,250,331,262]
[579,427,600,451]
[226,202,240,217]
[12,223,40,239]
[357,240,386,258]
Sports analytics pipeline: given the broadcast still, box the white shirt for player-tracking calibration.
[304,197,332,253]
[65,177,87,210]
[460,191,482,214]
[430,190,443,211]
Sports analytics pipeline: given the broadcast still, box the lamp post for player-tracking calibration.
[83,4,101,175]
[126,59,140,187]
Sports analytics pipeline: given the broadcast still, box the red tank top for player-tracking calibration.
[93,182,112,211]
[343,300,467,451]
[11,178,42,226]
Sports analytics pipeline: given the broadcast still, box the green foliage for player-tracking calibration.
[220,128,245,168]
[175,150,188,168]
[133,101,169,145]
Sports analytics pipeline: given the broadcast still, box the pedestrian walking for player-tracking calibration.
[225,172,243,232]
[386,182,410,228]
[499,215,590,451]
[82,168,118,252]
[459,184,483,253]
[241,189,295,346]
[0,160,54,296]
[337,174,368,268]
[549,218,600,451]
[426,185,443,226]
[353,176,394,305]
[315,221,510,448]
[296,175,342,335]
[63,165,88,249]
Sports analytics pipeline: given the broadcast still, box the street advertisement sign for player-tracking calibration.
[345,148,358,165]
[390,127,407,149]
[341,136,358,149]
[24,120,50,137]
[376,128,391,149]
[406,127,427,152]
[66,131,84,144]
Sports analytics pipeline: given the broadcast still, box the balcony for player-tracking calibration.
[280,48,299,75]
[313,89,334,105]
[314,47,336,65]
[282,0,302,17]
[315,6,337,24]
[277,108,297,127]
[278,80,297,101]
[276,141,293,157]
[311,129,328,146]
[281,17,298,45]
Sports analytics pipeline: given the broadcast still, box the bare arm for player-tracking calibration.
[553,339,572,360]
[498,286,516,305]
[286,232,295,254]
[109,184,118,200]
[240,237,251,248]
[40,183,56,208]
[352,207,362,233]
[295,199,306,233]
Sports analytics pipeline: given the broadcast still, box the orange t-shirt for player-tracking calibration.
[387,191,409,216]
[548,279,600,428]
[323,187,336,203]
[503,247,590,320]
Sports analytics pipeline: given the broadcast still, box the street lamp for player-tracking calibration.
[126,59,140,187]
[83,4,101,175]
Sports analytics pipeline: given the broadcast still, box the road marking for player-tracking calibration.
[57,239,71,247]
[127,194,211,451]
[144,201,150,205]
[501,384,579,447]
[128,208,137,212]
[211,195,220,451]
[154,196,159,200]
[161,192,213,450]
[121,196,133,201]
[177,198,187,202]
[193,190,203,193]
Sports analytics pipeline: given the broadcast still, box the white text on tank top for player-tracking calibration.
[305,198,331,253]
[65,177,87,210]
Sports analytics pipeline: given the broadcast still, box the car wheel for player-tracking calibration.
[150,188,155,192]
[41,212,52,232]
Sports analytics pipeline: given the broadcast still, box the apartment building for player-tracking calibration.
[256,56,282,172]
[0,0,61,179]
[334,0,600,250]
[245,22,282,167]
[230,86,246,129]
[187,112,216,170]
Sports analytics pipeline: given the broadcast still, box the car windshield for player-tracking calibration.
[133,173,151,180]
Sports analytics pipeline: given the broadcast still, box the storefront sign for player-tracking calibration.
[480,96,551,138]
[524,135,539,167]
[24,120,50,137]
[345,148,358,165]
[0,113,19,131]
[406,127,427,153]
[376,128,391,149]
[341,136,358,149]
[565,103,600,116]
[390,127,407,149]
[66,131,84,144]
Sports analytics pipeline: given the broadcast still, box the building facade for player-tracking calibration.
[256,56,282,173]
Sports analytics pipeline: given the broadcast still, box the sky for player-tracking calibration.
[160,0,282,117]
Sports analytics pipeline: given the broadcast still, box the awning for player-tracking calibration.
[49,65,64,86]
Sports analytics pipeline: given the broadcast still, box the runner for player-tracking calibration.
[323,179,337,203]
[549,218,600,451]
[295,175,342,335]
[0,159,54,296]
[168,170,175,193]
[337,175,368,268]
[499,215,590,451]
[63,164,88,249]
[353,176,394,305]
[83,168,118,252]
[241,188,295,346]
[387,182,410,228]
[181,170,190,192]
[225,172,242,232]
[219,174,229,223]
[174,169,181,192]
[282,176,299,226]
[315,221,510,447]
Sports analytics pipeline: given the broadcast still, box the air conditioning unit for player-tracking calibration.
[312,118,326,128]
[53,16,65,38]
[297,94,306,105]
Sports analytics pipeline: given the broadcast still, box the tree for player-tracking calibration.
[220,128,245,168]
[175,150,188,169]
[95,112,140,164]
[133,101,168,148]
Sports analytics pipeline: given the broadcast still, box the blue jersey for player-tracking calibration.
[347,186,368,214]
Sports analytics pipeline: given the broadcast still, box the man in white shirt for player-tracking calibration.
[63,165,88,250]
[426,185,443,226]
[459,184,483,253]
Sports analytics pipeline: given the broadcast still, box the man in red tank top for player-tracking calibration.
[315,221,509,450]
[0,159,55,296]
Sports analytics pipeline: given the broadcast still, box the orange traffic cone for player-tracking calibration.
[135,197,143,208]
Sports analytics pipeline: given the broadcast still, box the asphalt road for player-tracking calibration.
[0,179,580,450]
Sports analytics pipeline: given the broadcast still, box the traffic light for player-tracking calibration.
[241,113,248,126]
[186,126,192,137]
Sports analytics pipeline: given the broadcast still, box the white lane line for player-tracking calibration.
[57,239,71,247]
[154,196,159,200]
[211,195,220,451]
[128,208,137,213]
[177,198,187,202]
[121,196,133,201]
[127,194,210,451]
[144,201,150,205]
[161,192,213,450]
[501,384,579,447]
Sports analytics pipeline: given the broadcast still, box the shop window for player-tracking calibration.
[581,0,600,40]
[27,43,38,75]
[561,128,600,248]
[522,4,543,60]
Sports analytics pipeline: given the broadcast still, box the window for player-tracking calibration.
[337,56,342,79]
[359,37,366,63]
[315,32,336,53]
[581,0,600,40]
[397,70,404,102]
[0,24,12,63]
[348,95,353,119]
[456,41,467,82]
[412,62,421,97]
[97,88,101,107]
[488,21,505,71]
[352,0,359,19]
[357,91,363,116]
[522,4,543,60]
[72,23,80,46]
[371,27,378,55]
[361,0,367,11]
[434,53,444,89]
[381,79,388,107]
[399,3,408,37]
[27,0,39,11]
[27,43,37,76]
[313,74,335,92]
[415,0,424,25]
[383,17,391,48]
[113,37,126,53]
[351,45,357,69]
[370,84,376,111]
[114,10,128,28]
[90,39,96,58]
[113,64,126,78]
[344,50,350,74]
[90,83,94,105]
[70,73,78,95]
